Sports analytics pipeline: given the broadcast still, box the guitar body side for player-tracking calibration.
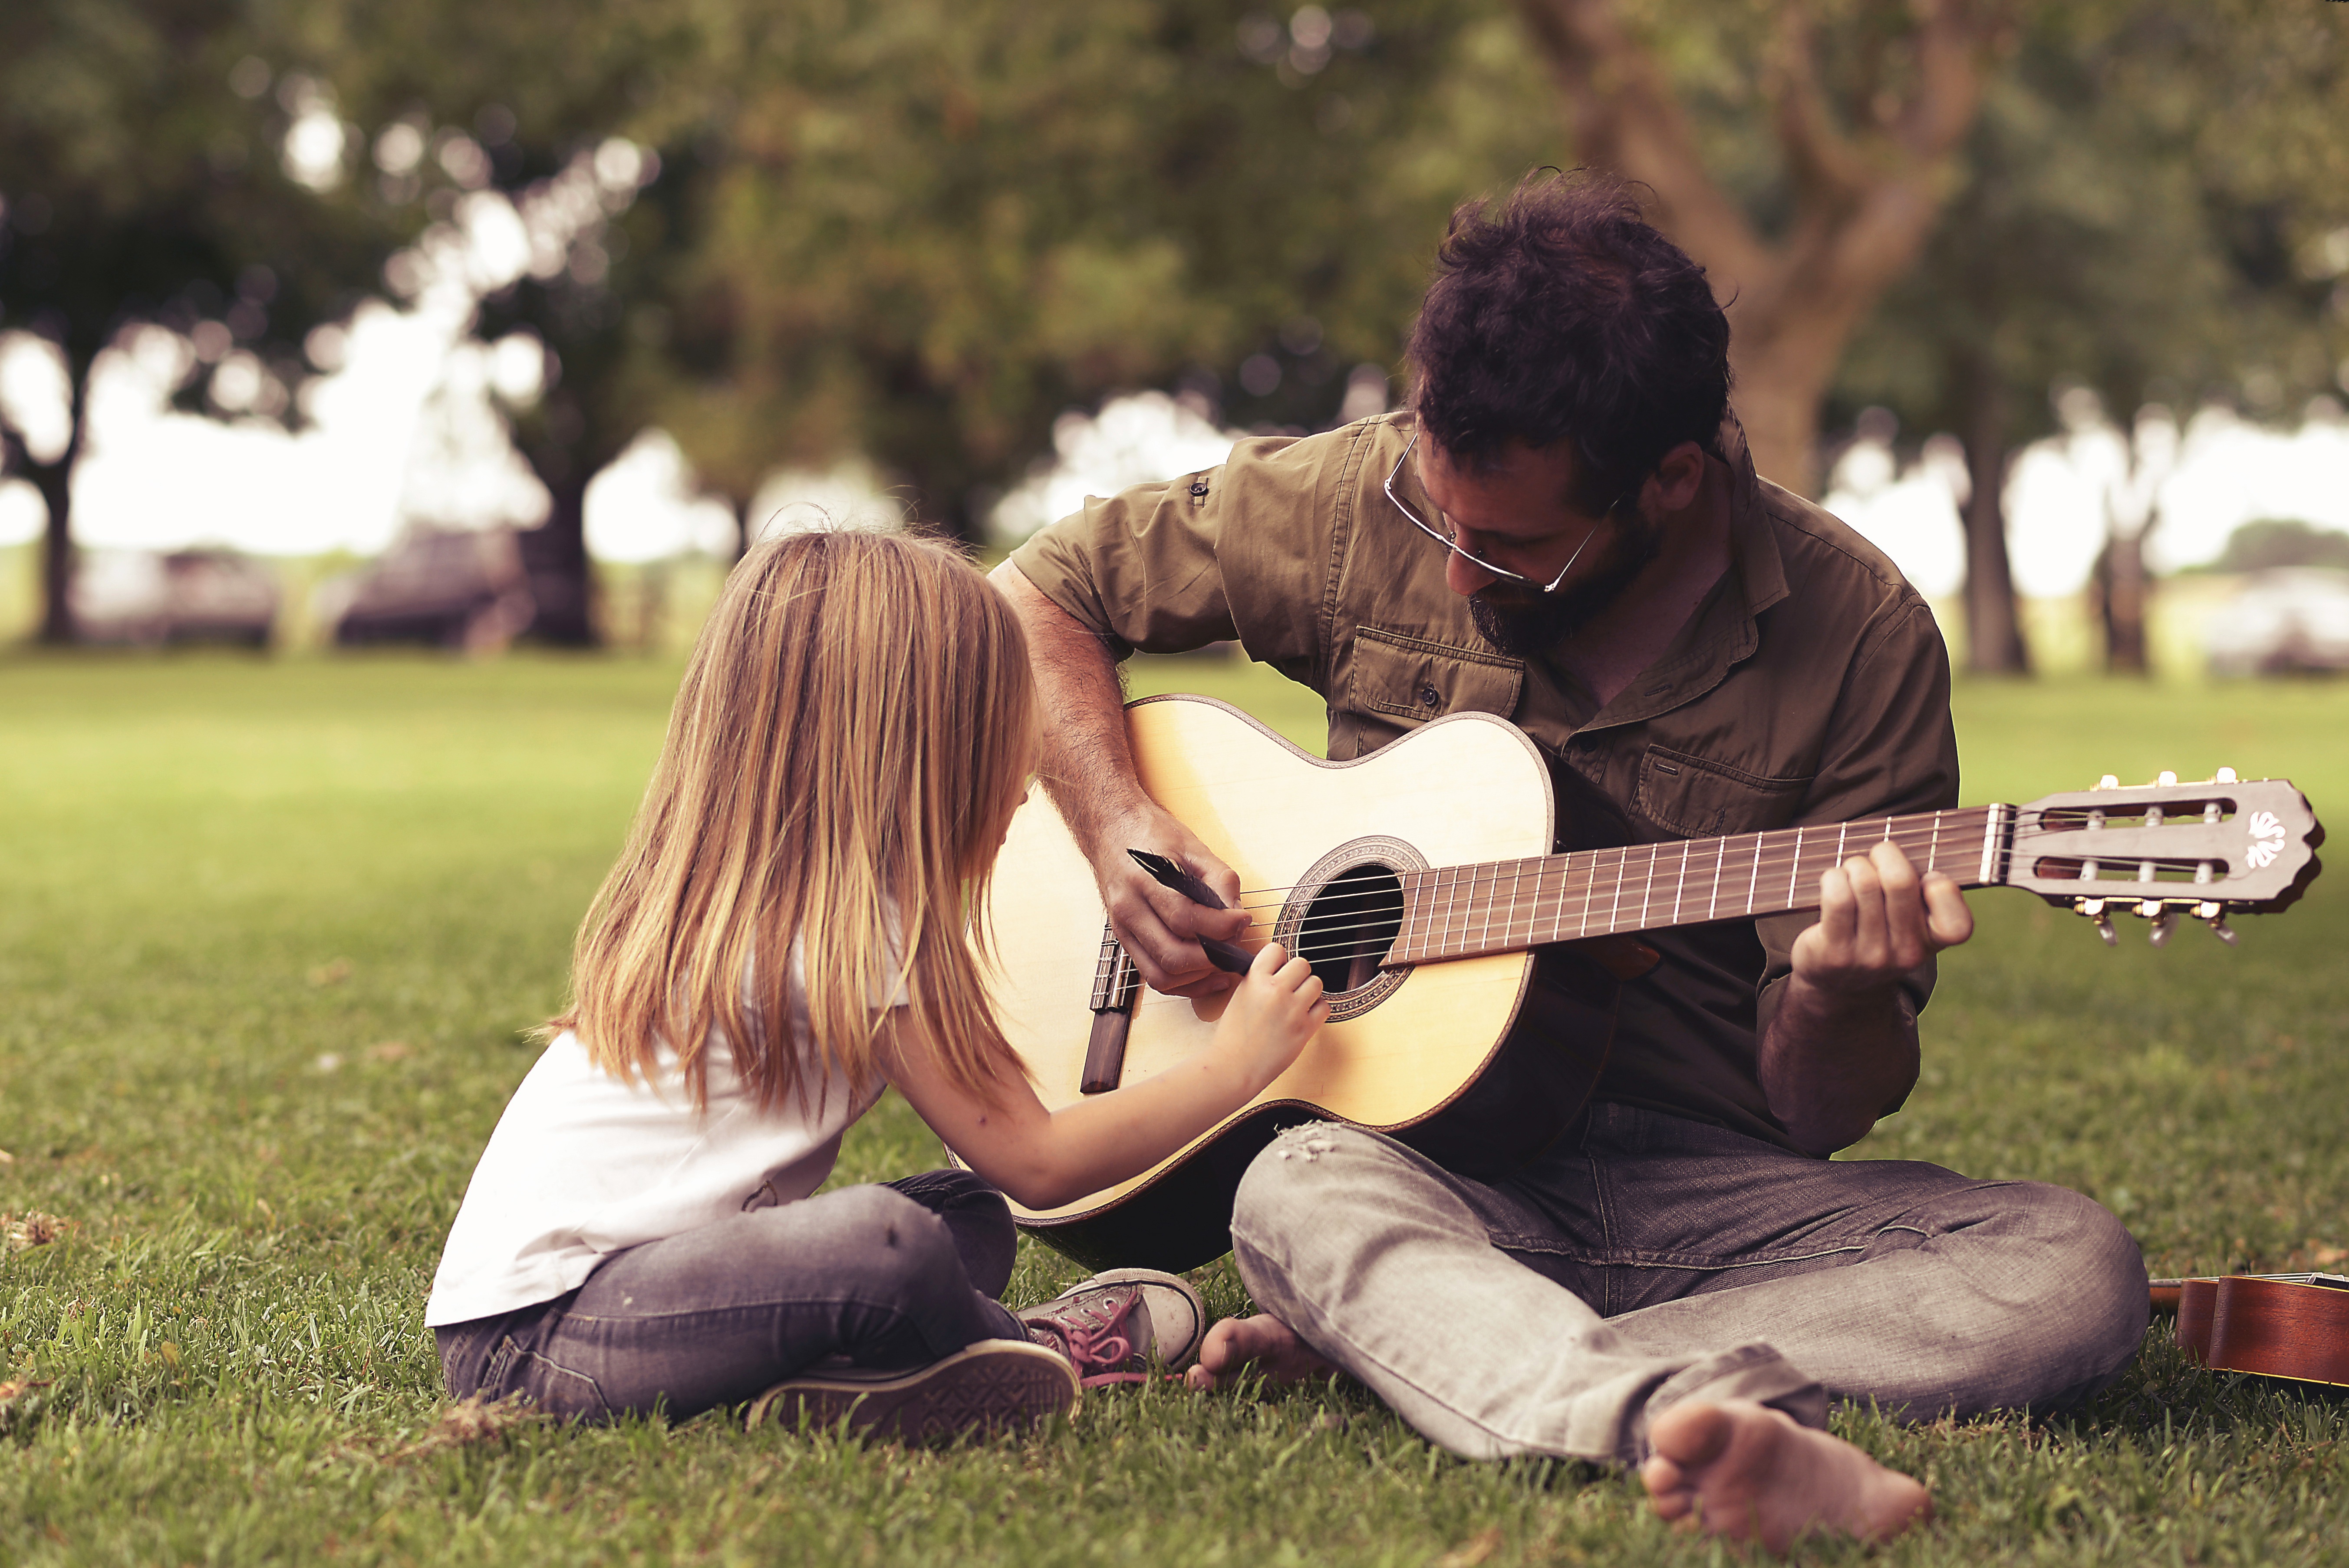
[981,694,1598,1272]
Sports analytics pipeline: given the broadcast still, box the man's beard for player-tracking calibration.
[1466,513,1664,658]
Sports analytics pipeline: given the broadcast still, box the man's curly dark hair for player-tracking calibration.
[1407,171,1731,514]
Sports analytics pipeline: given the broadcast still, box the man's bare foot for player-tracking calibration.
[1181,1313,1338,1391]
[1641,1400,1931,1554]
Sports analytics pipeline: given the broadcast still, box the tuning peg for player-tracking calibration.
[2216,766,2238,784]
[2148,911,2175,947]
[2093,913,2118,946]
[2201,903,2239,945]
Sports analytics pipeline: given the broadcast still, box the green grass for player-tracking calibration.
[3,649,2347,1565]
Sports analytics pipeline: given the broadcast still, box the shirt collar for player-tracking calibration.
[1572,415,1784,733]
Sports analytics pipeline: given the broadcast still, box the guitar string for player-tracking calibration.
[1206,816,2213,915]
[1169,827,2228,960]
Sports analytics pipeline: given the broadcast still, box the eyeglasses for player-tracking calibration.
[1383,428,1634,595]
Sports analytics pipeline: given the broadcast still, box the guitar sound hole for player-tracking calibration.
[1298,863,1405,995]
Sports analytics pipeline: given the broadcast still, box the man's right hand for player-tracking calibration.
[1091,802,1251,998]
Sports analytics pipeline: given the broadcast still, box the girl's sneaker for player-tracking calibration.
[746,1339,1078,1442]
[1015,1268,1207,1386]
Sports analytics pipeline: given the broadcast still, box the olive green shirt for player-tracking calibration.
[1010,411,1959,1152]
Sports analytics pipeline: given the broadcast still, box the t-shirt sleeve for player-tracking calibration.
[1753,594,1960,1047]
[1004,431,1341,683]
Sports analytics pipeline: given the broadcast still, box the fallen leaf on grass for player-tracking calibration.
[315,1054,343,1073]
[0,1148,14,1164]
[1435,1525,1503,1568]
[0,1380,53,1405]
[390,1395,542,1461]
[2314,1246,2346,1267]
[3,1212,70,1252]
[308,958,353,986]
[365,1041,412,1062]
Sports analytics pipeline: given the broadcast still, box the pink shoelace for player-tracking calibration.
[1028,1289,1149,1387]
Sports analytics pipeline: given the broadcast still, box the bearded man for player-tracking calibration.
[990,172,2145,1552]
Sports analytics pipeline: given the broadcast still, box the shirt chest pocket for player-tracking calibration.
[1347,625,1524,726]
[1634,744,1812,838]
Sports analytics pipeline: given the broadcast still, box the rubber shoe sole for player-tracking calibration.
[745,1339,1079,1443]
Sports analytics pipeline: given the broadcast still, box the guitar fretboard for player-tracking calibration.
[1386,804,2006,965]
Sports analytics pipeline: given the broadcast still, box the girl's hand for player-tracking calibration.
[1214,940,1329,1092]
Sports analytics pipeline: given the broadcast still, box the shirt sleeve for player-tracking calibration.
[1753,593,1961,1047]
[1003,430,1347,685]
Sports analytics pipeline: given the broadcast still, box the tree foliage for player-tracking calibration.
[643,0,1562,539]
[0,0,420,642]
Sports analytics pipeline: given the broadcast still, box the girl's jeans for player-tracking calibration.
[434,1169,1023,1422]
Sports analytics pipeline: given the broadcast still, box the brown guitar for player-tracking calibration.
[2157,1275,2349,1387]
[982,694,2323,1272]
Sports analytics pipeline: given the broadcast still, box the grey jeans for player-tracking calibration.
[1230,1104,2148,1466]
[435,1169,1025,1423]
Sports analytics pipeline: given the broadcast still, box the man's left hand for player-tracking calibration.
[1791,839,1973,999]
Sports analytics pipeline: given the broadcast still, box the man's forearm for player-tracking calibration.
[988,562,1152,854]
[1757,979,1921,1157]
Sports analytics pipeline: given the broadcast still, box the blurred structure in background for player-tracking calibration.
[2202,570,2349,678]
[71,548,280,648]
[321,527,534,652]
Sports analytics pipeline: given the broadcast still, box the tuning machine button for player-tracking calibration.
[2074,897,2118,945]
[2147,911,2175,947]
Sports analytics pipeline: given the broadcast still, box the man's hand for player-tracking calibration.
[1789,839,1973,998]
[1093,803,1249,998]
[1764,839,1973,1156]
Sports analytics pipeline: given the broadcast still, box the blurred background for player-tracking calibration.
[1,0,2344,675]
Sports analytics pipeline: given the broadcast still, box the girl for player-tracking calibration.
[426,528,1327,1440]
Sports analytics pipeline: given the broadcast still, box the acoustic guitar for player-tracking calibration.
[982,694,2323,1272]
[2156,1274,2349,1387]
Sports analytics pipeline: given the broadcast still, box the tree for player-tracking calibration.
[1833,1,2349,672]
[641,0,1563,543]
[0,0,410,644]
[1509,0,2018,497]
[316,0,707,642]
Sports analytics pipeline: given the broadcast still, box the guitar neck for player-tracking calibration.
[1386,804,2007,965]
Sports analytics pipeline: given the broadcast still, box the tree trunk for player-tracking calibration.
[28,362,88,646]
[1956,355,2028,674]
[519,466,597,647]
[2099,530,2149,675]
[1509,0,2009,500]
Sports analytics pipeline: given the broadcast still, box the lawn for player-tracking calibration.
[3,649,2346,1565]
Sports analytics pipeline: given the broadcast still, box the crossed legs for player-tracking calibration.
[1209,1109,2145,1546]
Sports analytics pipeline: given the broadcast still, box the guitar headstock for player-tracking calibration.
[2005,770,2323,945]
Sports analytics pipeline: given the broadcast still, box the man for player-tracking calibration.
[990,173,2146,1551]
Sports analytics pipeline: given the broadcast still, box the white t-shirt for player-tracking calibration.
[425,936,908,1328]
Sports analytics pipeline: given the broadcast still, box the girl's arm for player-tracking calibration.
[876,941,1328,1211]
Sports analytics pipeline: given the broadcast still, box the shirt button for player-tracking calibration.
[1419,684,1441,708]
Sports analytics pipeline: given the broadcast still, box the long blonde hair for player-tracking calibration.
[551,527,1036,1112]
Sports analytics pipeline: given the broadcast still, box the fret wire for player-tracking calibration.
[1637,841,1656,931]
[1928,809,1944,876]
[1744,832,1762,918]
[1787,825,1805,907]
[1440,863,1457,958]
[1670,838,1687,926]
